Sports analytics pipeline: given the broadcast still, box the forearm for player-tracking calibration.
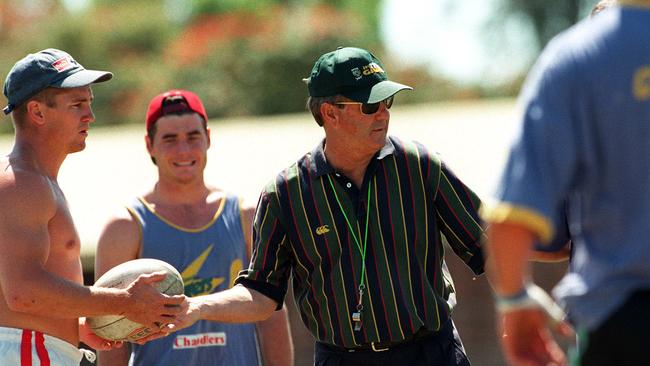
[485,224,569,365]
[194,285,277,323]
[257,306,294,366]
[3,268,129,317]
[485,222,536,296]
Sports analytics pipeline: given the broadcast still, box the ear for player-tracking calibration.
[145,134,154,155]
[320,102,339,127]
[206,127,211,148]
[26,100,46,126]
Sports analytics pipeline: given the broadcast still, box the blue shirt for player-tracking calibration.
[127,195,261,366]
[484,7,650,330]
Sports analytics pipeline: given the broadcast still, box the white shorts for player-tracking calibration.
[0,327,90,366]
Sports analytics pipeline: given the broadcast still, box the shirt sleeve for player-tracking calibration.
[235,184,293,310]
[482,37,581,244]
[434,161,485,275]
[533,203,572,252]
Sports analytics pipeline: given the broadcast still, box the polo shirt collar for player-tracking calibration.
[310,136,396,178]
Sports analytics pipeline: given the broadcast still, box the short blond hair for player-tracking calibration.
[11,87,62,128]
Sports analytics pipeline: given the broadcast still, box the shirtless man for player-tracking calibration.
[0,49,185,365]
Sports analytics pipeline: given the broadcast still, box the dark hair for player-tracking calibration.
[306,95,342,127]
[147,95,207,141]
[147,95,208,165]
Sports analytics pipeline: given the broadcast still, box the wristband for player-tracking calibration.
[495,283,566,324]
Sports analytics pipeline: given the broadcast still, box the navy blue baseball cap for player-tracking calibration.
[3,48,113,115]
[303,47,412,103]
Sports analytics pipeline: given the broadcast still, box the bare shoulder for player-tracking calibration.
[239,198,256,217]
[235,195,256,257]
[0,163,58,274]
[0,162,57,224]
[206,186,227,205]
[95,206,142,277]
[206,186,255,223]
[101,207,141,237]
[234,192,255,211]
[208,186,250,212]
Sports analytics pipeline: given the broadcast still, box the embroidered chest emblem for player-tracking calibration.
[315,225,330,235]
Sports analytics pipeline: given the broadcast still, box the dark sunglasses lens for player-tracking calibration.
[361,102,380,114]
[361,96,394,114]
[385,96,394,109]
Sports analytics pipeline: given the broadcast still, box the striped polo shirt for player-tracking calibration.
[236,135,484,347]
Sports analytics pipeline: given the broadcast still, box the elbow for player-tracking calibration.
[4,290,39,313]
[249,289,280,322]
[256,303,277,322]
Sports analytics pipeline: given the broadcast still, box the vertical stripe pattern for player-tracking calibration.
[20,330,51,366]
[20,330,31,366]
[236,136,484,347]
[34,332,50,366]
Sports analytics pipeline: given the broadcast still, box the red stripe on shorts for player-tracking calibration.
[35,332,51,366]
[21,330,32,366]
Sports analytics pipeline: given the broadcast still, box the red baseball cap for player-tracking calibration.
[145,89,208,132]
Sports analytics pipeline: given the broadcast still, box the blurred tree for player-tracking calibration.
[193,0,277,13]
[495,0,599,51]
[316,0,382,45]
[0,0,476,130]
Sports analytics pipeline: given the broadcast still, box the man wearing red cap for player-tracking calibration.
[95,90,293,366]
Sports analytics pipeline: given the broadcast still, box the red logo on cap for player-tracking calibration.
[52,57,74,72]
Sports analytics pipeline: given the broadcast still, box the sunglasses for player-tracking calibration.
[334,96,394,115]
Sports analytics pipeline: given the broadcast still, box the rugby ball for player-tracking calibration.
[88,258,184,342]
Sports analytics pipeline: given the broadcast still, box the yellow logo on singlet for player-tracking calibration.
[633,66,650,101]
[181,244,242,296]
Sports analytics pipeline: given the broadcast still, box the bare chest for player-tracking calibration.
[45,194,82,282]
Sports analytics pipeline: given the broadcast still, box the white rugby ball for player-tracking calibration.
[88,258,184,342]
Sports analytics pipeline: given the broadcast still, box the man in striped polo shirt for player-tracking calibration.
[173,47,485,365]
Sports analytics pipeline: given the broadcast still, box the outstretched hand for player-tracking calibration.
[132,296,202,345]
[166,296,203,333]
[122,271,186,329]
[496,284,574,366]
[499,308,572,366]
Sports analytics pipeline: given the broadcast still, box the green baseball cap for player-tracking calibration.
[304,47,412,103]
